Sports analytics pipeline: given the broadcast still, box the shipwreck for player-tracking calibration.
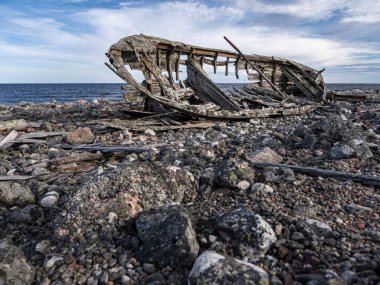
[105,34,327,122]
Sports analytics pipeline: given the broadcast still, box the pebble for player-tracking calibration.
[143,263,156,274]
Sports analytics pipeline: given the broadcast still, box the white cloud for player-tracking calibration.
[232,0,380,24]
[0,1,379,83]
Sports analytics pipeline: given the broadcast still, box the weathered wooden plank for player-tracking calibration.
[253,162,380,187]
[0,130,18,149]
[186,58,240,111]
[283,67,318,98]
[0,175,34,181]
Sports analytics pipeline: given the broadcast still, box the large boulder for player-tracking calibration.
[53,161,197,243]
[188,251,269,285]
[216,208,276,256]
[0,182,35,208]
[136,205,199,269]
[0,239,35,285]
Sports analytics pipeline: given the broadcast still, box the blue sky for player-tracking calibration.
[0,0,379,83]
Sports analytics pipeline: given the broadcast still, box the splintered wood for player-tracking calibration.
[104,34,334,128]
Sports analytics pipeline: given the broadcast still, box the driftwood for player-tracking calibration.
[0,175,34,181]
[58,144,165,153]
[253,162,380,186]
[0,130,18,149]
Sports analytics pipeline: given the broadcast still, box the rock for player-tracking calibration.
[306,219,332,237]
[214,158,255,190]
[143,263,156,274]
[31,167,50,176]
[248,147,283,164]
[0,239,35,285]
[188,251,269,285]
[8,205,44,224]
[35,240,51,255]
[216,208,276,255]
[39,195,58,208]
[144,129,156,137]
[54,161,197,242]
[0,182,35,208]
[344,203,373,214]
[66,127,94,144]
[330,143,355,159]
[292,206,317,219]
[41,121,52,132]
[258,167,295,184]
[237,180,251,192]
[248,183,274,196]
[136,205,199,269]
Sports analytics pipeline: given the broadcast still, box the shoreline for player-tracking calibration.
[0,95,379,284]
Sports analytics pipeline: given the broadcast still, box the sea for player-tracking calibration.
[0,83,379,105]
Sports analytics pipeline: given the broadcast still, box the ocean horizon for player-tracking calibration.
[1,83,379,105]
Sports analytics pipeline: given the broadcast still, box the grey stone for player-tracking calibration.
[248,147,283,164]
[0,182,35,208]
[0,239,35,285]
[216,208,276,255]
[330,143,355,159]
[188,251,269,285]
[258,167,295,184]
[136,205,199,269]
[40,195,58,208]
[214,158,255,190]
[143,263,156,274]
[8,205,44,224]
[249,183,274,196]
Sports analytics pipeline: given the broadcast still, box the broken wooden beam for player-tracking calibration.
[224,36,287,99]
[253,162,380,186]
[0,130,18,149]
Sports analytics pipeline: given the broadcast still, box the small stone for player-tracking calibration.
[146,272,165,284]
[144,129,156,137]
[35,240,51,255]
[208,235,218,243]
[41,121,52,132]
[278,246,289,258]
[210,141,219,148]
[44,256,63,269]
[248,147,283,164]
[120,275,131,284]
[99,271,109,285]
[274,224,283,237]
[40,196,58,208]
[330,143,355,159]
[31,167,50,176]
[143,263,156,274]
[237,180,250,192]
[66,127,94,144]
[249,183,274,195]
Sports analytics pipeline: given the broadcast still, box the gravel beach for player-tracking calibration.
[0,88,379,285]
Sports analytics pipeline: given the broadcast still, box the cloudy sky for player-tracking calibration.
[0,0,379,83]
